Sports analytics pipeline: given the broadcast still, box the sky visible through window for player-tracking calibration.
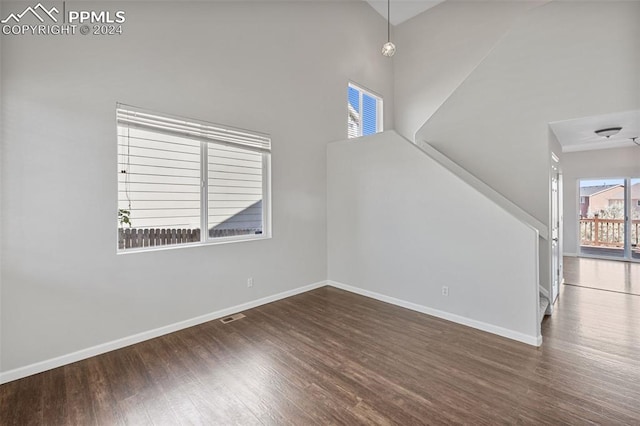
[348,85,379,137]
[362,94,377,136]
[580,179,624,187]
[348,86,359,115]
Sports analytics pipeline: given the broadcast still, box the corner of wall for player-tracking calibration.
[0,0,4,372]
[327,131,541,345]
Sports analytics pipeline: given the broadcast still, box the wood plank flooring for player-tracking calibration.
[2,281,640,425]
[564,256,640,295]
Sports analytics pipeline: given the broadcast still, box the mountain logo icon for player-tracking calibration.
[1,3,59,24]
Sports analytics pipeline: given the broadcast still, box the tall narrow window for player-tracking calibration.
[117,106,271,251]
[348,83,383,138]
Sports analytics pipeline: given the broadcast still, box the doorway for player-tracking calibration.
[551,157,562,302]
[578,177,640,262]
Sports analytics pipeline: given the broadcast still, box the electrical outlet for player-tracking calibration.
[442,286,449,297]
[247,277,253,288]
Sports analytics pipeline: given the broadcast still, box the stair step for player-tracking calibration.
[539,294,550,321]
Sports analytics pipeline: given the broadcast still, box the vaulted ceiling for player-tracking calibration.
[365,0,445,25]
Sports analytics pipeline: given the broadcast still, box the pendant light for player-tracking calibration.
[382,0,396,57]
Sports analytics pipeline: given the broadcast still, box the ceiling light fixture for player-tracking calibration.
[594,127,622,138]
[382,0,395,57]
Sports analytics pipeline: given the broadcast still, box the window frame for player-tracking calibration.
[116,106,272,254]
[347,82,383,138]
[200,143,272,246]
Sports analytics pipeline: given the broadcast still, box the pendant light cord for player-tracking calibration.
[387,0,391,42]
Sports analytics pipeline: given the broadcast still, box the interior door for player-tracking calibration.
[551,164,560,301]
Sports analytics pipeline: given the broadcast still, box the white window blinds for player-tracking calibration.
[116,108,271,153]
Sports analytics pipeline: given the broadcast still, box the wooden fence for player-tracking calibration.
[119,228,201,250]
[580,217,640,248]
[118,228,262,250]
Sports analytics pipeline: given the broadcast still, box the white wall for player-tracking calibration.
[415,0,639,225]
[562,147,640,255]
[393,0,538,141]
[413,1,640,291]
[327,131,540,345]
[0,0,4,371]
[0,1,394,373]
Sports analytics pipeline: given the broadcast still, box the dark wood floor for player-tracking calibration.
[564,255,640,295]
[2,282,640,425]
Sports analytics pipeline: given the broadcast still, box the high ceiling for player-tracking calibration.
[365,0,445,26]
[550,110,640,153]
[364,0,639,155]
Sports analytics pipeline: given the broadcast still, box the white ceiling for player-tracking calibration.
[366,0,445,26]
[550,110,640,153]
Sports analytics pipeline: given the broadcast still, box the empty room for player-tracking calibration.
[1,0,639,424]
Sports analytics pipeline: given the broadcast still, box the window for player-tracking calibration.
[580,196,587,203]
[117,106,271,251]
[348,83,382,138]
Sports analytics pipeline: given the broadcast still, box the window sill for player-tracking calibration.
[116,233,272,255]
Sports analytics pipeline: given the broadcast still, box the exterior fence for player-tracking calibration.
[580,217,640,248]
[118,227,262,250]
[119,228,201,250]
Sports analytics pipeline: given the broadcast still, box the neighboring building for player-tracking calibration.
[606,182,640,215]
[209,200,263,237]
[579,184,621,217]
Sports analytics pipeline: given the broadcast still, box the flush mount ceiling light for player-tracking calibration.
[594,127,622,138]
[382,0,395,57]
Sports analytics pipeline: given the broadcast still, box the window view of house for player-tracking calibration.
[578,178,640,260]
[578,181,623,218]
[207,144,264,238]
[348,83,382,138]
[117,107,270,251]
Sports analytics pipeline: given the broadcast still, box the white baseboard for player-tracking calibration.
[0,280,327,385]
[327,280,542,347]
[1,278,543,384]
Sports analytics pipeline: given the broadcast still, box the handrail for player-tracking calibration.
[415,140,549,240]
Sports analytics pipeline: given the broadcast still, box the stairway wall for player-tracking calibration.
[327,131,540,345]
[413,1,640,291]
